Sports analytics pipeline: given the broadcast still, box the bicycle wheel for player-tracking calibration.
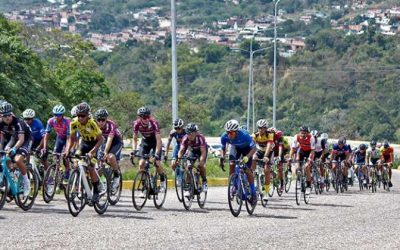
[268,173,274,197]
[284,171,292,193]
[42,164,58,203]
[258,173,268,208]
[295,173,301,206]
[66,169,85,217]
[0,174,8,210]
[182,170,194,210]
[17,167,39,211]
[335,170,340,194]
[304,179,310,204]
[174,167,183,203]
[228,174,242,217]
[196,174,207,209]
[245,195,256,215]
[153,173,167,209]
[94,174,109,215]
[107,169,122,206]
[132,171,150,211]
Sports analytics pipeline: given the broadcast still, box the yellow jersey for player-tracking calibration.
[252,132,274,151]
[70,117,102,142]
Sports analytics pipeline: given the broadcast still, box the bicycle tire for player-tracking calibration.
[182,170,194,210]
[295,174,301,206]
[0,174,8,210]
[66,169,85,217]
[17,167,38,211]
[42,164,57,203]
[268,173,274,197]
[174,167,183,203]
[94,173,109,215]
[107,169,123,206]
[257,172,268,208]
[228,174,242,217]
[196,173,207,209]
[285,173,292,193]
[153,173,167,209]
[245,197,256,215]
[132,171,150,211]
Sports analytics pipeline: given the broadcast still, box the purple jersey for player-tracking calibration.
[132,117,160,138]
[100,120,121,139]
[45,117,70,140]
[180,133,207,151]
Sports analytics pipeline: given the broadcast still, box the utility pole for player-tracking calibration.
[273,0,281,128]
[171,0,178,122]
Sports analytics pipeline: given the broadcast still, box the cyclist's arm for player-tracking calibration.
[13,133,25,150]
[264,142,273,157]
[0,133,4,151]
[389,152,394,163]
[199,146,207,166]
[65,135,75,155]
[43,133,50,149]
[132,133,138,152]
[104,134,113,155]
[155,133,162,156]
[165,137,172,157]
[90,134,104,155]
[246,147,257,159]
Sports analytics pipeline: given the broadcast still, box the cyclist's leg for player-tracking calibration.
[171,144,180,171]
[228,146,238,176]
[251,151,258,172]
[80,141,99,183]
[388,162,393,186]
[105,140,123,171]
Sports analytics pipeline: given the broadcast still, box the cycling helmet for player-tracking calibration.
[370,140,376,147]
[383,140,389,148]
[173,118,184,128]
[75,102,90,114]
[310,130,319,137]
[299,126,309,133]
[256,119,268,128]
[137,106,150,117]
[95,108,109,119]
[52,104,65,115]
[268,127,277,133]
[359,144,367,150]
[0,102,13,116]
[70,105,78,117]
[186,123,198,134]
[338,137,346,145]
[22,109,35,119]
[320,133,329,140]
[275,130,283,138]
[224,119,239,131]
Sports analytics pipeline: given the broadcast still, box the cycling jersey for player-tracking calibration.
[132,117,160,139]
[354,150,366,164]
[272,133,290,152]
[45,117,70,140]
[291,134,315,152]
[99,119,122,141]
[367,147,381,160]
[28,118,45,144]
[221,129,256,151]
[314,137,327,153]
[70,117,102,142]
[251,131,274,151]
[0,116,31,142]
[180,133,207,151]
[168,129,186,145]
[380,146,394,162]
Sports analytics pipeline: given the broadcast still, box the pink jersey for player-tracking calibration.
[132,117,160,138]
[45,117,70,140]
[100,119,122,139]
[180,133,207,151]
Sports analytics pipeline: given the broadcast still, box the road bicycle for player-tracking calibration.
[254,159,267,207]
[174,161,184,203]
[131,154,167,211]
[294,160,310,205]
[0,150,39,211]
[227,159,256,217]
[42,152,67,203]
[96,158,122,205]
[66,154,109,217]
[311,160,322,195]
[284,160,292,193]
[179,156,207,210]
[382,163,391,192]
[268,158,284,197]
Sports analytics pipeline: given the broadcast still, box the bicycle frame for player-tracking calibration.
[0,153,18,196]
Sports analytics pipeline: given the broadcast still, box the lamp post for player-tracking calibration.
[273,0,281,128]
[171,0,178,122]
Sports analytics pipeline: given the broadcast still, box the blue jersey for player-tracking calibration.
[168,129,186,146]
[354,150,366,164]
[332,143,351,156]
[221,129,256,151]
[29,118,45,143]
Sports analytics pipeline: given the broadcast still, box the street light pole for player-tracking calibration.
[247,38,253,131]
[171,0,178,122]
[273,0,281,128]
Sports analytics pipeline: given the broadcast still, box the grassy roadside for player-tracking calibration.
[120,157,228,180]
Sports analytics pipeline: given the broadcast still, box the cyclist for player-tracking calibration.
[43,104,71,183]
[95,108,123,192]
[270,128,290,192]
[367,140,381,180]
[290,126,315,194]
[329,137,351,186]
[250,119,274,200]
[132,106,166,191]
[219,119,257,205]
[0,101,32,197]
[311,130,327,188]
[22,109,48,171]
[353,143,367,186]
[165,118,186,184]
[64,102,105,201]
[380,140,394,187]
[178,123,208,193]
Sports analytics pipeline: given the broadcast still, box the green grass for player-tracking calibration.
[121,157,228,180]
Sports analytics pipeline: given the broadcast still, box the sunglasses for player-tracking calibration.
[97,118,106,122]
[54,114,63,117]
[140,115,150,119]
[174,127,182,130]
[24,118,33,121]
[1,114,12,118]
[227,131,236,136]
[77,114,88,118]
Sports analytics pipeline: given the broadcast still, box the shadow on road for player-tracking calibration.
[310,203,353,208]
[161,208,209,214]
[1,206,71,215]
[99,213,153,220]
[251,214,297,220]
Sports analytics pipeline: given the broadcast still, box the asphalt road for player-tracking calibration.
[1,172,400,249]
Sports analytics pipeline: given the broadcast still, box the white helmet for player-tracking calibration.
[173,118,184,128]
[256,119,268,128]
[224,119,239,131]
[22,109,35,119]
[320,133,328,140]
[52,104,65,115]
[70,105,78,117]
[311,130,319,137]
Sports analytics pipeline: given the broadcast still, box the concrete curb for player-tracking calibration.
[122,177,228,190]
